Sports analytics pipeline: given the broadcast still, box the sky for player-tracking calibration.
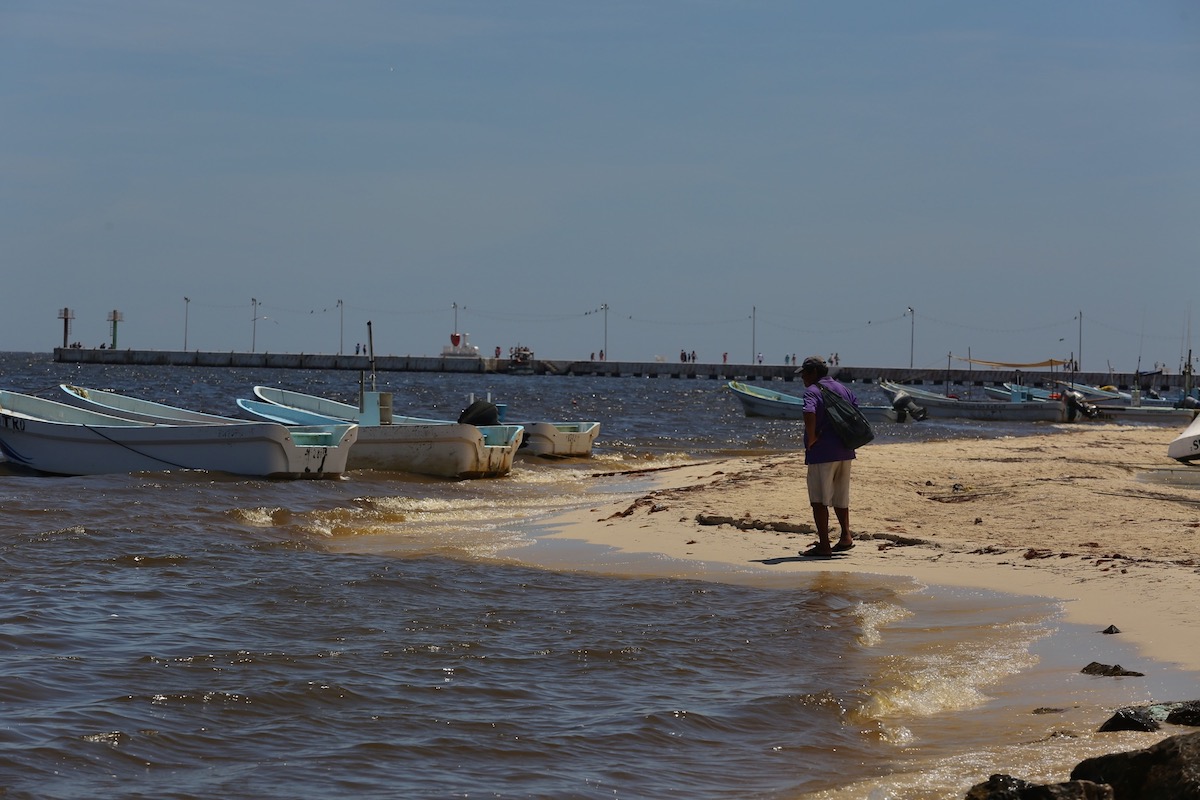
[3,1,1199,373]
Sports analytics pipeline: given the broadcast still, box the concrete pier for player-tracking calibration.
[51,347,1187,392]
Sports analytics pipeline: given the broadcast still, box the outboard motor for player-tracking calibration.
[457,399,501,427]
[891,390,928,422]
[1176,395,1200,410]
[1063,389,1099,421]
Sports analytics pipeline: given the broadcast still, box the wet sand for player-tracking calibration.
[523,424,1200,673]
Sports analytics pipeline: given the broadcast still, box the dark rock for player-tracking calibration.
[1071,730,1200,799]
[964,773,1113,799]
[1098,708,1160,732]
[1167,701,1200,727]
[1100,625,1121,634]
[966,773,1029,798]
[1081,662,1144,677]
[1097,701,1200,732]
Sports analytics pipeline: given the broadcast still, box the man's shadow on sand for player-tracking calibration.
[752,553,850,565]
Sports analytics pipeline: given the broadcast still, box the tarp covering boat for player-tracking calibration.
[953,356,1071,369]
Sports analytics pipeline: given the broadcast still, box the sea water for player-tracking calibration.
[0,353,1194,799]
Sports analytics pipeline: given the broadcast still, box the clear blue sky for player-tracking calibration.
[3,1,1198,372]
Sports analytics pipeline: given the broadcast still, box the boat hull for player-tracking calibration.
[58,384,237,424]
[1168,414,1200,464]
[243,390,521,479]
[338,423,519,477]
[879,381,1065,422]
[729,380,910,423]
[0,391,354,478]
[516,421,601,458]
[1090,405,1199,425]
[729,381,806,420]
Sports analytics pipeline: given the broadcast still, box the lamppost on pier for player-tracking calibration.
[1076,310,1083,372]
[600,303,608,360]
[251,298,260,353]
[906,307,915,368]
[752,306,756,365]
[184,297,190,350]
[337,299,344,355]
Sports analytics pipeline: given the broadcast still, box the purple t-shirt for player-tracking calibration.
[802,377,858,464]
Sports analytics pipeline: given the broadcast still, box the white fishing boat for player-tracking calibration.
[0,389,355,478]
[58,384,243,424]
[515,420,601,457]
[982,384,1058,402]
[981,381,1197,424]
[246,386,522,479]
[878,380,1068,422]
[1168,414,1200,464]
[1087,404,1199,424]
[727,381,926,423]
[1054,381,1124,401]
[485,397,600,458]
[1056,381,1182,408]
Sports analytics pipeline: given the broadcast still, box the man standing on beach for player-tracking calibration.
[799,355,857,557]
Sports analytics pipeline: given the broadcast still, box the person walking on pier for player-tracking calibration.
[798,355,857,558]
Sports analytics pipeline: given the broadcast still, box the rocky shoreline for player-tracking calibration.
[968,724,1200,799]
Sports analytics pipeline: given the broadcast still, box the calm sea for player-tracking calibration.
[1,352,1192,799]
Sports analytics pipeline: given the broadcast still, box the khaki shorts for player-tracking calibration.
[807,459,851,508]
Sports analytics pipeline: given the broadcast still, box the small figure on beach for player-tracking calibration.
[799,355,858,558]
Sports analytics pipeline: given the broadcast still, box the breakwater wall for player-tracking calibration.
[51,348,1186,391]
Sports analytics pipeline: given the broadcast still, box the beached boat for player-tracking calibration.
[980,382,1197,424]
[245,386,522,478]
[512,419,601,457]
[727,381,926,423]
[0,389,355,478]
[1054,381,1185,408]
[982,384,1058,403]
[58,383,246,424]
[483,398,600,458]
[878,380,1068,422]
[1168,414,1200,464]
[1087,404,1199,424]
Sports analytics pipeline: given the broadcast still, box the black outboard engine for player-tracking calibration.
[891,390,928,422]
[458,399,501,426]
[1063,389,1099,421]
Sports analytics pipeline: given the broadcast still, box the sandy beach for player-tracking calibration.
[519,424,1200,674]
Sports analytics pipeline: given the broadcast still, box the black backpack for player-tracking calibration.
[818,384,874,449]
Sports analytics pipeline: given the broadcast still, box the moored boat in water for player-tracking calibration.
[878,380,1068,422]
[246,386,522,478]
[727,380,926,423]
[0,389,355,478]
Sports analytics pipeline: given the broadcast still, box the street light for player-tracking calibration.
[184,297,190,350]
[600,303,608,360]
[752,306,756,365]
[251,298,260,353]
[906,307,915,368]
[1076,310,1083,373]
[337,299,344,355]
